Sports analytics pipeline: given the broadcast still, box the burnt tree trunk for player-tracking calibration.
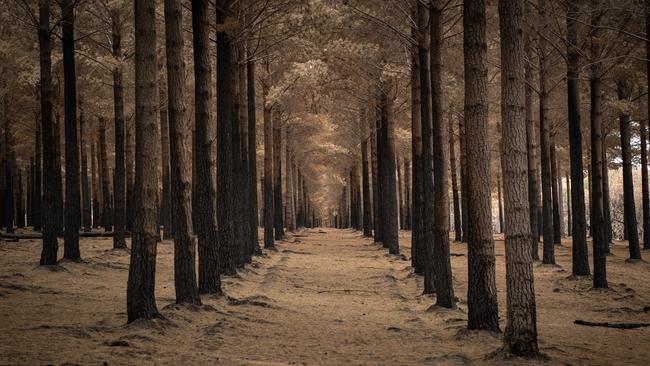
[380,89,399,255]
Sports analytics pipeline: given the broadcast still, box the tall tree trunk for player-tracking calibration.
[32,115,42,231]
[61,0,81,260]
[459,115,469,243]
[525,28,539,260]
[371,116,381,244]
[404,157,411,230]
[499,0,539,354]
[430,2,454,308]
[396,156,404,230]
[216,0,236,275]
[362,134,372,237]
[164,0,201,304]
[247,58,262,255]
[550,139,561,244]
[79,99,91,231]
[262,81,274,248]
[410,11,423,268]
[566,0,591,276]
[111,10,127,249]
[127,0,162,322]
[566,171,572,235]
[539,0,555,264]
[417,1,434,292]
[617,79,642,260]
[286,143,295,232]
[16,172,24,228]
[642,120,650,249]
[3,95,14,234]
[601,137,611,245]
[273,120,284,240]
[54,112,63,231]
[449,110,461,242]
[125,110,135,233]
[191,0,221,294]
[589,1,607,288]
[497,174,504,233]
[380,88,399,255]
[159,86,172,240]
[464,0,499,331]
[99,118,112,232]
[91,133,99,228]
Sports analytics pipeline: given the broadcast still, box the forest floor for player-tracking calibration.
[1,228,650,365]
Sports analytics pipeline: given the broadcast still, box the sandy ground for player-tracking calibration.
[1,228,650,365]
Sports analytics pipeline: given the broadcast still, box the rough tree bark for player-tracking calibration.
[216,0,236,275]
[191,0,221,294]
[127,0,162,322]
[464,0,499,331]
[525,28,539,260]
[430,2,454,308]
[499,0,539,354]
[164,0,201,304]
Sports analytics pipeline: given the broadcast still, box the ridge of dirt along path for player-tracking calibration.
[2,229,650,365]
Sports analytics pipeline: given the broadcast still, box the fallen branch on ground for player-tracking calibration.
[574,320,650,329]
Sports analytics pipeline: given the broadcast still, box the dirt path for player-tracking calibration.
[1,229,650,365]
